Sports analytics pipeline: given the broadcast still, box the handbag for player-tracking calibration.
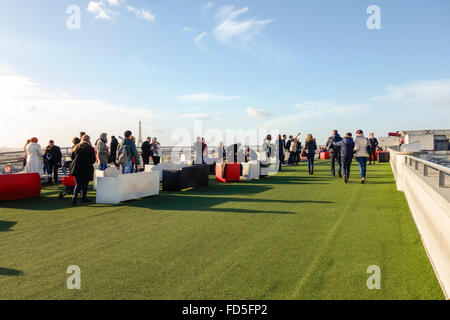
[300,149,306,157]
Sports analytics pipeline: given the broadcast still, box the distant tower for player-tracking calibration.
[138,121,143,146]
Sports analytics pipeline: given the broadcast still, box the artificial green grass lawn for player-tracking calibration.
[0,161,444,299]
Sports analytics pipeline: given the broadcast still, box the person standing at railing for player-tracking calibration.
[44,140,62,184]
[25,137,44,176]
[151,138,161,165]
[23,139,30,167]
[354,129,370,184]
[141,137,152,166]
[368,133,379,165]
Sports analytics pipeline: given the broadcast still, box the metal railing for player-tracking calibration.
[1,145,264,167]
[404,155,449,188]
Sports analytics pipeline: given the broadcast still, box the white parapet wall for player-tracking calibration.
[390,149,450,299]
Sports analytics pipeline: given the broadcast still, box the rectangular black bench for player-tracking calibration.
[162,164,209,191]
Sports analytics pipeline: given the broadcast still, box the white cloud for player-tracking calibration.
[373,79,450,107]
[108,0,120,6]
[182,26,195,33]
[201,2,214,13]
[178,93,241,103]
[127,6,155,22]
[87,1,119,21]
[213,5,274,48]
[181,113,217,120]
[261,101,369,130]
[193,32,210,53]
[246,107,271,119]
[0,72,158,148]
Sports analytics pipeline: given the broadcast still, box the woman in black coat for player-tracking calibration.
[70,135,96,205]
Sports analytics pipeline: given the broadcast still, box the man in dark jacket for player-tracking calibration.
[368,133,379,165]
[141,137,152,166]
[70,135,96,205]
[326,130,343,177]
[109,136,118,165]
[45,140,62,184]
[337,132,355,183]
[286,135,293,165]
[277,134,285,170]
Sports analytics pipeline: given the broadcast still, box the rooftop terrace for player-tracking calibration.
[0,161,444,299]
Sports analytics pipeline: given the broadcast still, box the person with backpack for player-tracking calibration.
[336,132,355,183]
[303,134,317,175]
[95,133,109,171]
[70,135,96,205]
[354,129,370,184]
[117,130,140,174]
[368,133,379,165]
[44,140,62,184]
[326,129,343,177]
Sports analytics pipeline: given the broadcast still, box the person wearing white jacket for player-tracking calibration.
[354,130,370,183]
[25,137,44,176]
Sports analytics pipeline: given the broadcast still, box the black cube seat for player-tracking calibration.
[162,164,209,191]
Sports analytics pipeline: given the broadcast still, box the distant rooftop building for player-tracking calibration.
[401,129,450,152]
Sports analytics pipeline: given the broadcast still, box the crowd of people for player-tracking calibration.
[22,129,379,204]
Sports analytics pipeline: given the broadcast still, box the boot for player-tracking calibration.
[338,172,342,178]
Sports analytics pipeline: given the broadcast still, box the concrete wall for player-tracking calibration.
[390,149,450,299]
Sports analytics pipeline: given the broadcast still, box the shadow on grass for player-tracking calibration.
[0,221,17,232]
[0,267,23,276]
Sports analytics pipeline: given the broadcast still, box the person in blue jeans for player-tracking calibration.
[326,129,343,177]
[303,134,317,175]
[119,130,140,174]
[354,129,370,184]
[336,132,355,183]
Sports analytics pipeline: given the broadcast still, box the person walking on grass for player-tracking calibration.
[337,132,355,183]
[95,133,109,171]
[354,129,370,184]
[70,135,96,206]
[303,134,317,175]
[326,129,343,177]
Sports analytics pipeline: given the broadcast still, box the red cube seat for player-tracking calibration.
[0,173,41,201]
[320,152,330,160]
[216,163,241,183]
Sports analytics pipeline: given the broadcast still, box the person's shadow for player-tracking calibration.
[0,267,23,276]
[0,221,16,232]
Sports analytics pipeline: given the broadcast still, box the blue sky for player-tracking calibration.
[0,0,449,148]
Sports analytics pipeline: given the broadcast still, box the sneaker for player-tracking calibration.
[338,172,342,178]
[344,176,348,183]
[81,198,91,203]
[361,178,365,184]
